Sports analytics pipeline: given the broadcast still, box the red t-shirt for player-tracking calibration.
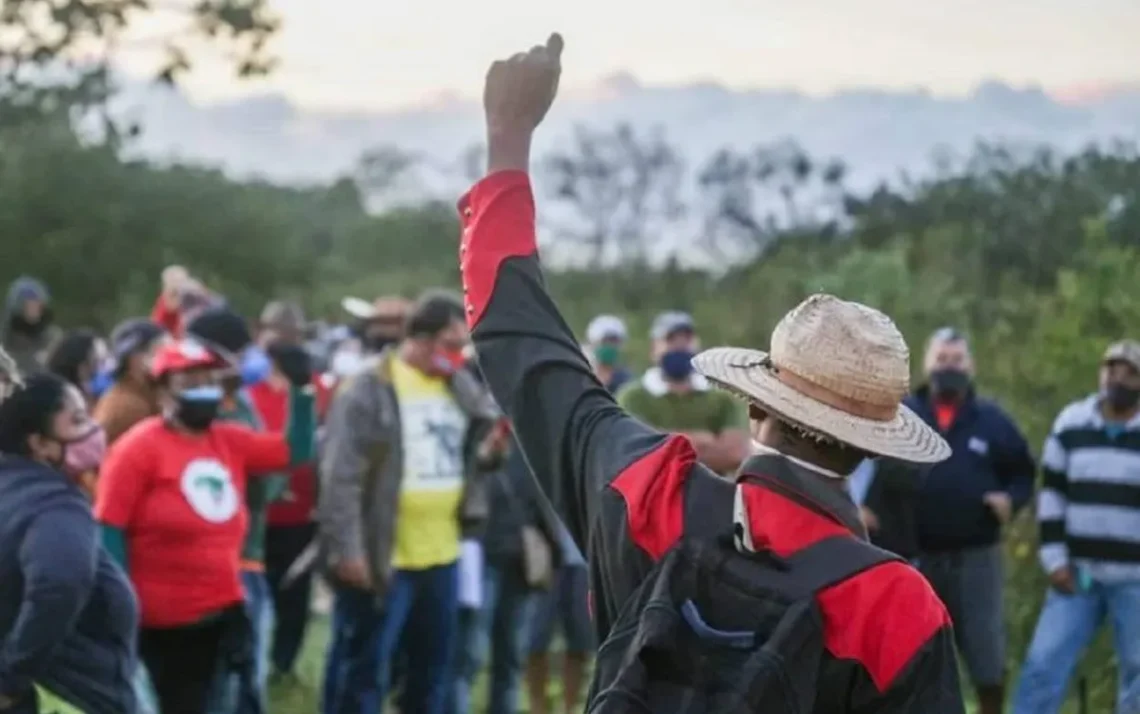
[95,416,289,627]
[150,295,181,338]
[934,402,959,432]
[250,376,331,527]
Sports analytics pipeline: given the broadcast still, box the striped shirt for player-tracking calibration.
[1038,394,1140,583]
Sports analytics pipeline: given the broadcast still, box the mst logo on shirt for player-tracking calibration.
[180,457,239,523]
[402,397,467,491]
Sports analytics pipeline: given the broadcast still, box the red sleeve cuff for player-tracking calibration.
[458,170,538,328]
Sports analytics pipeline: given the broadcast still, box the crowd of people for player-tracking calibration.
[2,32,1140,714]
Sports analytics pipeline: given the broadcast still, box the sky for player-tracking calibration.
[114,0,1140,111]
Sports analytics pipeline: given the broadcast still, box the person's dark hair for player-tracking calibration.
[46,329,98,390]
[110,319,166,380]
[748,404,868,474]
[0,373,68,456]
[186,307,252,357]
[405,290,464,339]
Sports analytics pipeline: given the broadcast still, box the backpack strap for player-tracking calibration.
[682,472,736,543]
[786,535,902,595]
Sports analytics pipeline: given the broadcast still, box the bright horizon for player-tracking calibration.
[112,0,1140,112]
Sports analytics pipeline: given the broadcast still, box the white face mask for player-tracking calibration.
[330,345,365,378]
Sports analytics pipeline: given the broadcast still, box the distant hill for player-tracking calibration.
[110,74,1140,205]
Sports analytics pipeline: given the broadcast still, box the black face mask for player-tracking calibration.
[929,368,971,399]
[173,386,222,431]
[363,334,397,353]
[1104,383,1140,412]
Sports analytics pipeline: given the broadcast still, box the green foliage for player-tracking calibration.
[2,119,1139,712]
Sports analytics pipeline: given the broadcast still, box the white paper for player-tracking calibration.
[458,539,484,609]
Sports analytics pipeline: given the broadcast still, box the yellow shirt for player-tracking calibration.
[390,357,469,570]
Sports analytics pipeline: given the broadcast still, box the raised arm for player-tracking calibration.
[462,35,677,553]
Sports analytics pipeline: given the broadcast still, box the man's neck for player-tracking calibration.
[1101,402,1139,424]
[398,340,432,374]
[595,365,614,383]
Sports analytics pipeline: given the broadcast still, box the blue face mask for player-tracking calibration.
[179,385,224,402]
[88,369,114,399]
[241,347,272,386]
[660,350,696,383]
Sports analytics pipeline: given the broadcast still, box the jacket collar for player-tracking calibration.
[735,451,867,549]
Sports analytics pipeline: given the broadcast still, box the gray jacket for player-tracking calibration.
[317,352,500,594]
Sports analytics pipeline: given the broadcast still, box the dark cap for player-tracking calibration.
[109,318,166,364]
[651,311,695,341]
[186,307,252,359]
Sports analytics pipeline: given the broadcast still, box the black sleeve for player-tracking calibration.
[460,173,673,554]
[850,624,966,714]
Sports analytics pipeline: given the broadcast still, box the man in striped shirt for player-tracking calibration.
[1013,340,1140,714]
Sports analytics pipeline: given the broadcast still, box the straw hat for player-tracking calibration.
[341,296,411,323]
[692,294,950,464]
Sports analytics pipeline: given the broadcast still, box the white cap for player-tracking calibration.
[586,315,627,344]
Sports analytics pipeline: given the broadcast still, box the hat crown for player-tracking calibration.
[769,294,910,412]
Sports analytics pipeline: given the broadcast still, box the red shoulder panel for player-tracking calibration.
[609,435,696,560]
[458,170,537,328]
[738,483,949,692]
[817,561,951,693]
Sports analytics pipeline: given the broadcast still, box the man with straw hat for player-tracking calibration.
[457,34,965,713]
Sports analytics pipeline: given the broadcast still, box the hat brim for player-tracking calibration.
[692,347,951,464]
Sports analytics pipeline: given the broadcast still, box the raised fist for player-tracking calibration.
[483,33,563,139]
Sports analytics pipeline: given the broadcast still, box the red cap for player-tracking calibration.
[150,339,224,379]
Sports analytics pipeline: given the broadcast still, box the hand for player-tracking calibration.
[1049,565,1076,594]
[484,33,563,172]
[983,491,1013,524]
[860,506,880,532]
[0,694,13,710]
[334,557,372,590]
[479,422,511,459]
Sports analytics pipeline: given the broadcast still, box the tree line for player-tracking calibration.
[5,4,1140,711]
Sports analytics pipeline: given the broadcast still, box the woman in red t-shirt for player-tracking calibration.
[94,339,313,714]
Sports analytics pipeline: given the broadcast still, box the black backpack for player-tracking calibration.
[588,475,901,714]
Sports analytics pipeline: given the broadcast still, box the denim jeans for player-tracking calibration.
[453,563,539,714]
[1012,580,1140,714]
[322,562,459,714]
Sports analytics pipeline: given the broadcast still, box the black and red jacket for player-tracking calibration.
[458,170,965,714]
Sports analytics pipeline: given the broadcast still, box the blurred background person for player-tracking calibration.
[1013,341,1140,714]
[94,319,168,445]
[187,306,318,714]
[2,277,61,375]
[908,327,1036,714]
[0,370,137,714]
[583,314,632,394]
[618,311,748,474]
[253,341,330,685]
[45,329,106,408]
[95,338,311,714]
[319,290,506,714]
[846,457,923,561]
[453,443,548,714]
[241,300,309,388]
[330,295,410,379]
